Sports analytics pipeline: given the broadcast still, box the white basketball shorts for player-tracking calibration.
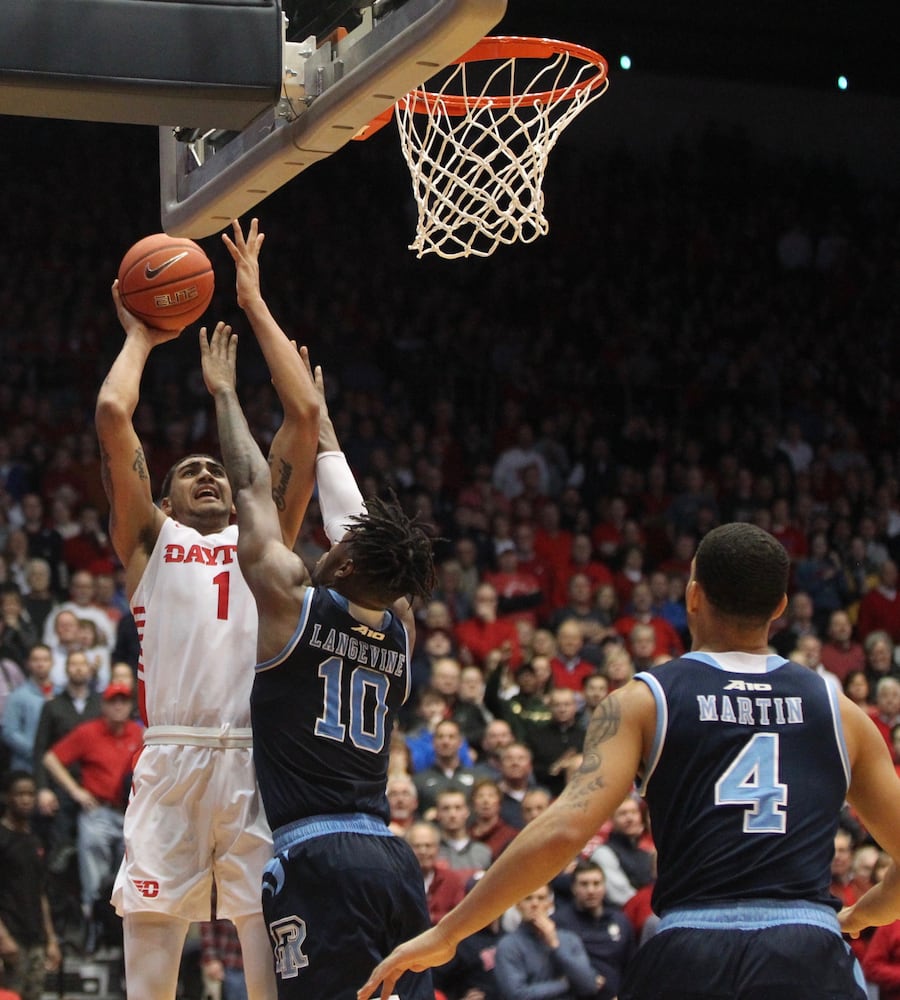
[111,743,272,921]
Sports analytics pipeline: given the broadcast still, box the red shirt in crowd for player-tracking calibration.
[549,655,597,693]
[455,617,522,672]
[857,587,900,643]
[50,716,143,807]
[614,614,684,660]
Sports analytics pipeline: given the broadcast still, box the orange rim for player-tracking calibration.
[355,35,607,138]
[406,36,608,114]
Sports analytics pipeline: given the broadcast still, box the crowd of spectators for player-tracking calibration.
[1,108,900,998]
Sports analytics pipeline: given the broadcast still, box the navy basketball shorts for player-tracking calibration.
[621,901,866,1000]
[262,816,433,1000]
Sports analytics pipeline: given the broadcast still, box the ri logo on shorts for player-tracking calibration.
[269,916,309,979]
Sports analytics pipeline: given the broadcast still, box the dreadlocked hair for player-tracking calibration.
[344,492,436,604]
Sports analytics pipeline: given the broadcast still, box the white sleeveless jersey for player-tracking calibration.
[131,518,257,728]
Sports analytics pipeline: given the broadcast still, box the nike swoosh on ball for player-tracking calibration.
[144,252,190,279]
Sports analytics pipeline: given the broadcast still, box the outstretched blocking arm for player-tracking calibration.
[839,698,900,935]
[299,354,419,640]
[222,218,319,547]
[95,282,172,597]
[301,355,367,544]
[200,324,310,658]
[357,680,654,1000]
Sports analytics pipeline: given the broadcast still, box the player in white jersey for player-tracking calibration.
[97,219,319,1000]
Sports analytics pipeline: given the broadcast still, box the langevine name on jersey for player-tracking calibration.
[308,622,407,676]
[697,678,804,727]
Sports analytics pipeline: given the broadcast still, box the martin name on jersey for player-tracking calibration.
[697,678,805,727]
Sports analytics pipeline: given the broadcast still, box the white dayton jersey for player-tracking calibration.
[132,518,257,728]
[114,516,269,921]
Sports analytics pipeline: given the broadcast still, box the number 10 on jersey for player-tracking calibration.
[314,657,390,753]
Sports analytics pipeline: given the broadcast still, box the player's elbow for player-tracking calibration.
[234,459,276,511]
[539,806,596,859]
[95,391,130,434]
[282,390,320,429]
[556,821,595,859]
[233,464,270,503]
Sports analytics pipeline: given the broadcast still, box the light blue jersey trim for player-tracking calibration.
[824,676,852,792]
[659,899,842,936]
[327,593,411,705]
[684,651,789,674]
[273,812,391,852]
[634,671,667,793]
[255,586,315,672]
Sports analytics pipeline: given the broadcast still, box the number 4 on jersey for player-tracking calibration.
[714,732,788,834]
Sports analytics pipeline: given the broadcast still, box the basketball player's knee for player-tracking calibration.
[233,914,278,1000]
[123,912,192,1000]
[233,911,271,961]
[125,910,190,938]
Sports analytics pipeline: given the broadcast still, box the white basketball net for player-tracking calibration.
[394,41,608,260]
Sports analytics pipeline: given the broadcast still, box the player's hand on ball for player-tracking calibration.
[112,281,182,345]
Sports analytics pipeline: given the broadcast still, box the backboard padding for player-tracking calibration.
[159,0,507,237]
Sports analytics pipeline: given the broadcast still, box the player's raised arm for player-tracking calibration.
[298,351,367,543]
[357,680,652,1000]
[199,323,308,652]
[304,349,425,648]
[222,217,319,547]
[95,281,175,594]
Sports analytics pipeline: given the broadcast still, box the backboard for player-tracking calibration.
[159,0,508,238]
[0,0,284,131]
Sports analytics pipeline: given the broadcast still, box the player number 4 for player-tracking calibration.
[714,732,788,834]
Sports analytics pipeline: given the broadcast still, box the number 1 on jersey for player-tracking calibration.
[714,732,787,834]
[212,571,230,620]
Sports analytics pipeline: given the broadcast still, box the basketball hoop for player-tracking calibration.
[365,36,608,259]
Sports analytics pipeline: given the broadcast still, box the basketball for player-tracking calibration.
[117,234,215,332]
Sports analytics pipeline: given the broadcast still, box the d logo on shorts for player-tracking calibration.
[132,879,160,898]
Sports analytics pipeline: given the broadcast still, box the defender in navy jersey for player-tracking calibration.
[361,523,900,1000]
[202,326,436,1000]
[251,585,413,831]
[637,650,850,915]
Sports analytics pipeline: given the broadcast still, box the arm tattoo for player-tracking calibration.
[580,697,622,771]
[565,697,623,811]
[132,448,149,482]
[270,457,293,512]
